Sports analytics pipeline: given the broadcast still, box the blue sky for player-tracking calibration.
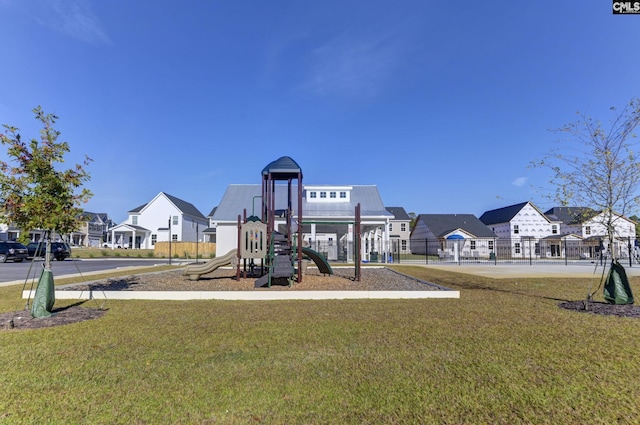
[1,1,639,223]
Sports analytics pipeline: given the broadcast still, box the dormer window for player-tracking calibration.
[305,186,352,203]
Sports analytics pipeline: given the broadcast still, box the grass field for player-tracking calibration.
[1,265,639,424]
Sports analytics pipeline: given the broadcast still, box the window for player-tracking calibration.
[488,240,494,250]
[172,234,178,242]
[173,216,179,226]
[552,225,558,234]
[535,242,540,255]
[328,237,333,246]
[515,242,521,254]
[585,226,591,235]
[310,191,317,199]
[151,234,157,246]
[340,191,346,198]
[389,223,393,232]
[132,216,138,225]
[513,224,519,234]
[470,240,476,250]
[401,240,407,251]
[320,191,326,198]
[401,223,406,232]
[330,191,336,198]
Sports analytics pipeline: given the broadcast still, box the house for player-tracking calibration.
[202,206,217,243]
[0,223,19,241]
[211,183,393,262]
[109,192,208,249]
[545,206,637,259]
[479,201,561,258]
[410,214,497,260]
[68,212,115,247]
[385,207,412,256]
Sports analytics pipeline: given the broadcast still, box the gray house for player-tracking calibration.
[385,206,412,255]
[410,214,497,260]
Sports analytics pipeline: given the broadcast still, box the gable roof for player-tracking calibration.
[213,184,392,222]
[386,206,411,221]
[128,192,206,220]
[478,201,554,225]
[544,207,597,224]
[163,192,206,220]
[416,214,496,238]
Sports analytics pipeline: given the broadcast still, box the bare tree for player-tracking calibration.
[535,99,640,258]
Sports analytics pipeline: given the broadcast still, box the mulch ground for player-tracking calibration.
[558,300,640,318]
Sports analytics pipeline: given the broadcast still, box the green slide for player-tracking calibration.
[302,247,333,275]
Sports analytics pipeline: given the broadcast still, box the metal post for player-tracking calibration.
[168,216,172,265]
[425,238,428,265]
[196,222,199,264]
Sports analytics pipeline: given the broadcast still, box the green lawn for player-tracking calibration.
[1,266,639,424]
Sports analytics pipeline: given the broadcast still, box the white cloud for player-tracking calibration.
[512,177,528,187]
[299,30,406,100]
[6,0,110,44]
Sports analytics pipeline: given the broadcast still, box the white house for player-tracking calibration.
[211,184,393,262]
[545,206,637,259]
[479,201,561,258]
[110,192,208,249]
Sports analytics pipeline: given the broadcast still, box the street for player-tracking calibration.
[0,258,175,286]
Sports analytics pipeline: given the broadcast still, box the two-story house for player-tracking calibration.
[69,212,114,247]
[479,201,563,258]
[109,192,208,249]
[545,206,637,259]
[385,207,412,257]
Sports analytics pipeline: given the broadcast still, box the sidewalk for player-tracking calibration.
[417,262,640,278]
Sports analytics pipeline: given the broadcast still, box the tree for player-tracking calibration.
[535,99,640,259]
[0,106,92,317]
[0,106,93,239]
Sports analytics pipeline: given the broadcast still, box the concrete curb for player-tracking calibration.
[23,289,460,301]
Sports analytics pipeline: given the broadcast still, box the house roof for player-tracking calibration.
[479,201,547,225]
[213,184,392,222]
[207,206,217,217]
[163,192,207,220]
[385,206,410,221]
[544,207,597,224]
[128,192,207,220]
[416,214,496,238]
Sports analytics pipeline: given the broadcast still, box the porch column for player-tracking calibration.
[310,223,316,249]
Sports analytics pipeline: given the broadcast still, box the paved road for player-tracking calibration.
[0,258,179,286]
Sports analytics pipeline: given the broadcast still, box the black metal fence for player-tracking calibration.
[306,237,640,267]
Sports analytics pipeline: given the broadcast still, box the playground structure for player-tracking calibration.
[184,156,361,287]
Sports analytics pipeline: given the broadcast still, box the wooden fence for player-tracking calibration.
[154,242,216,258]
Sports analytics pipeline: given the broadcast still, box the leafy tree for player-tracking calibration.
[535,98,640,259]
[0,106,93,244]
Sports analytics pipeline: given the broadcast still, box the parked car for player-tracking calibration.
[0,241,29,263]
[26,242,71,261]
